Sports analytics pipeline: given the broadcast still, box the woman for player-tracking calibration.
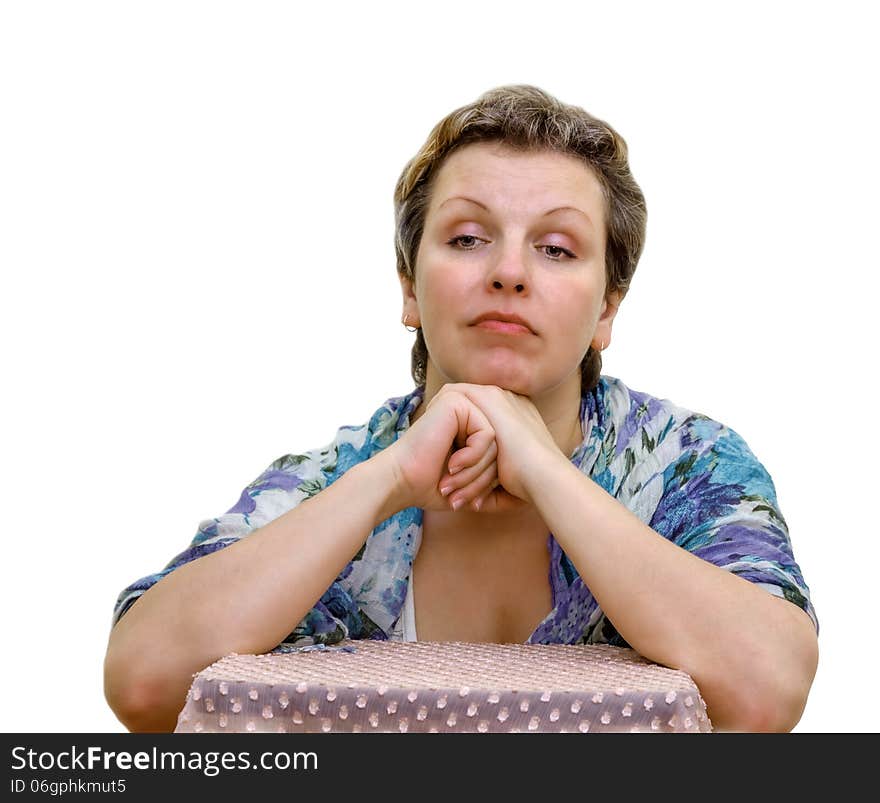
[104,85,818,733]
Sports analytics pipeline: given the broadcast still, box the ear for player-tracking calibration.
[593,288,622,350]
[399,273,420,327]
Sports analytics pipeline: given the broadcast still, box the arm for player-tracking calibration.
[103,450,404,733]
[525,452,819,733]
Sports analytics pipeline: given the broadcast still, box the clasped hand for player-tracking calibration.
[389,383,564,515]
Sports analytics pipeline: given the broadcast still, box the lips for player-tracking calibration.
[471,311,535,334]
[475,320,531,335]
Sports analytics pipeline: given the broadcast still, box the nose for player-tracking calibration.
[487,243,528,293]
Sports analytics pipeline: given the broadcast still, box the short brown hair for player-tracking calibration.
[394,84,647,392]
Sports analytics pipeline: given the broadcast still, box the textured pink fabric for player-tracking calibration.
[175,640,712,733]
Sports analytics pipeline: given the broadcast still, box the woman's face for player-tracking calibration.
[401,141,620,398]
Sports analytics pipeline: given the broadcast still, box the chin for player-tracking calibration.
[433,357,533,394]
[466,369,532,395]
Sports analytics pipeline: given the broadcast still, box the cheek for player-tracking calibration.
[554,292,602,342]
[419,266,467,312]
[556,284,598,317]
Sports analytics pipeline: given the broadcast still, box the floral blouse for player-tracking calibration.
[112,375,818,648]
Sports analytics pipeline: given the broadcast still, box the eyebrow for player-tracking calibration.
[437,195,594,229]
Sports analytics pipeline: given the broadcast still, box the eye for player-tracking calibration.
[447,236,576,260]
[540,244,576,260]
[447,234,485,250]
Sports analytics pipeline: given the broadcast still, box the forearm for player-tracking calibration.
[104,450,405,732]
[525,453,818,733]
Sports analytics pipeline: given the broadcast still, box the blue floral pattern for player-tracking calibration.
[112,376,817,649]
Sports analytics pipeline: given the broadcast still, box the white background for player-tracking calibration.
[2,1,876,733]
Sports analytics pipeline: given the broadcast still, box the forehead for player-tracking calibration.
[428,142,605,215]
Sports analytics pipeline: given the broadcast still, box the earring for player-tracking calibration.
[403,314,418,333]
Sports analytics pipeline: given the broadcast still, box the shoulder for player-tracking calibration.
[264,387,426,488]
[590,375,760,498]
[266,387,427,487]
[598,374,721,438]
[596,374,735,456]
[331,386,426,474]
[208,388,426,534]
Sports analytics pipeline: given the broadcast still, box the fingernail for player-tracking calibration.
[440,485,453,497]
[473,497,482,511]
[451,497,464,511]
[449,466,460,475]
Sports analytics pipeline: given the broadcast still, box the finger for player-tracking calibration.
[448,435,496,479]
[475,483,524,515]
[450,408,495,470]
[440,445,497,499]
[442,438,497,490]
[449,460,499,510]
[471,478,500,511]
